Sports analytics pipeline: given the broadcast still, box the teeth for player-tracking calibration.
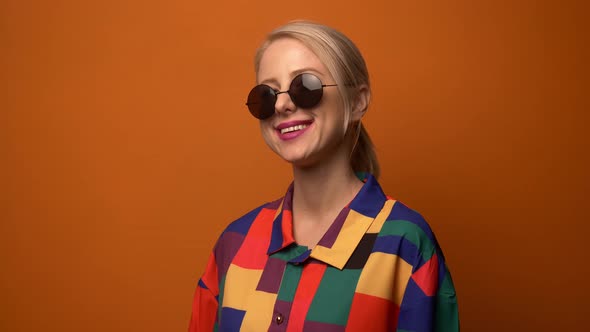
[280,124,308,134]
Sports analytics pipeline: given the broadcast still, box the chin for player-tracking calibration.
[280,153,309,166]
[278,151,321,169]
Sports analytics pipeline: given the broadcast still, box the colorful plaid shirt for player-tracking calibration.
[189,174,459,331]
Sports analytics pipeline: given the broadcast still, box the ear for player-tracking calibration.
[351,85,370,121]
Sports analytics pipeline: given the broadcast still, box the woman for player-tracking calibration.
[189,21,459,331]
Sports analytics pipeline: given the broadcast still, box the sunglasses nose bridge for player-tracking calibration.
[274,89,296,115]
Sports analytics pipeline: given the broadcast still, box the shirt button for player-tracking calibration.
[275,313,284,325]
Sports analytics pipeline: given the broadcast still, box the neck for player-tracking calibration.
[291,146,363,225]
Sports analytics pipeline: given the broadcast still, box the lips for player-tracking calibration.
[276,120,314,131]
[275,120,314,140]
[280,123,310,134]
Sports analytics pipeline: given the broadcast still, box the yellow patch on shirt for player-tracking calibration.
[355,252,413,305]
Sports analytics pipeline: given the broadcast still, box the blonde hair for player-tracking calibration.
[254,20,380,179]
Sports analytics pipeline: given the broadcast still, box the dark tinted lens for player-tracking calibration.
[289,73,323,109]
[247,85,276,119]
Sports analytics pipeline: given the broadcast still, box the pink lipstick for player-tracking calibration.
[276,120,313,141]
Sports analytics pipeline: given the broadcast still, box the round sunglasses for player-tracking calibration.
[246,73,338,120]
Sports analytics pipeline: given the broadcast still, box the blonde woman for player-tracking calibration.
[189,21,459,332]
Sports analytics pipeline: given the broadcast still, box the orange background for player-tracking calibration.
[2,0,588,331]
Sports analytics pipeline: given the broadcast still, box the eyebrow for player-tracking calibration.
[259,67,325,87]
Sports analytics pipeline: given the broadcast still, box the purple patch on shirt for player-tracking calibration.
[303,321,346,332]
[268,299,293,332]
[266,197,283,210]
[215,231,245,279]
[317,206,350,248]
[256,257,287,293]
[282,183,294,212]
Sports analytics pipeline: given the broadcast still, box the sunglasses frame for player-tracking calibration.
[246,73,338,120]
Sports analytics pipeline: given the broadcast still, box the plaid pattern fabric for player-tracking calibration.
[189,174,459,331]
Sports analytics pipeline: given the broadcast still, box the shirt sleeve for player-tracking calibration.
[189,252,219,332]
[397,247,459,332]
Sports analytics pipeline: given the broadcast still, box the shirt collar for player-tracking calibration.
[266,173,389,269]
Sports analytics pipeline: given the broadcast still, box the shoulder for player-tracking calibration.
[210,198,282,270]
[212,197,282,254]
[378,199,446,265]
[219,197,282,237]
[386,200,437,241]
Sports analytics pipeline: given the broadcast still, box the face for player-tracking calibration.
[256,38,349,168]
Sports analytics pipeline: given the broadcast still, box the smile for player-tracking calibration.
[275,120,314,141]
[280,124,309,134]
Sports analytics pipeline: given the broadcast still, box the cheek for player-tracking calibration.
[321,93,347,129]
[323,106,348,136]
[259,122,275,144]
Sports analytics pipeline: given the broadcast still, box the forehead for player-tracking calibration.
[257,38,329,82]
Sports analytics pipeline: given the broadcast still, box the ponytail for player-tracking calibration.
[350,123,380,179]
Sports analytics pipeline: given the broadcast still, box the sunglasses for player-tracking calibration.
[246,73,338,120]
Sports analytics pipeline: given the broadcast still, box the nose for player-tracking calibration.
[274,91,296,116]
